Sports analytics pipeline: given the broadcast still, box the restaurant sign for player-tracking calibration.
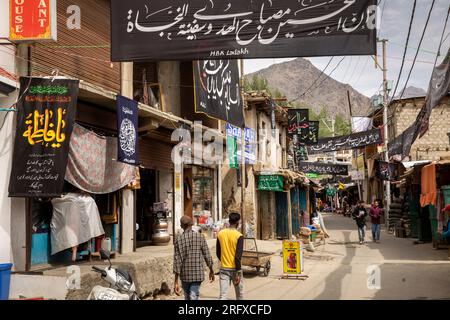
[9,0,57,41]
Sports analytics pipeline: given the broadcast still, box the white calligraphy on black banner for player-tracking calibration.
[308,128,382,154]
[299,161,349,175]
[111,0,377,61]
[194,60,244,128]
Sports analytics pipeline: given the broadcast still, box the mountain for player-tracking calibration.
[246,58,371,120]
[396,86,427,99]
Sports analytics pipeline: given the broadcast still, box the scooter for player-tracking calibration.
[87,249,139,300]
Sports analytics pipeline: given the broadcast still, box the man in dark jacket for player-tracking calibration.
[352,201,368,244]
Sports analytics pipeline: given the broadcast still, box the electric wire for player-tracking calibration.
[386,0,417,107]
[289,57,335,103]
[398,0,436,100]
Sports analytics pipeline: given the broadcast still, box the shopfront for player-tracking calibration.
[136,133,175,247]
[183,165,217,232]
[256,171,309,240]
[25,95,139,268]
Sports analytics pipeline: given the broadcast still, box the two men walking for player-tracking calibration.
[353,200,383,244]
[173,213,244,300]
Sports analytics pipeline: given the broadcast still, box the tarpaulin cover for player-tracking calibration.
[65,124,136,194]
[50,193,105,255]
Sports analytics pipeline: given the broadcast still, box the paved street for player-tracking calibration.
[169,213,450,300]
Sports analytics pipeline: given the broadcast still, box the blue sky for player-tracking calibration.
[244,0,450,97]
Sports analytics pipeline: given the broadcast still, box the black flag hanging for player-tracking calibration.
[9,77,78,197]
[193,59,244,128]
[117,95,140,165]
[287,109,309,136]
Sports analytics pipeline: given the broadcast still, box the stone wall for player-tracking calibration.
[66,241,220,300]
[390,97,450,161]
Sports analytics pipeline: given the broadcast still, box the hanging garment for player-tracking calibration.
[420,163,437,207]
[51,193,105,255]
[65,124,136,194]
[366,159,376,179]
[437,191,444,233]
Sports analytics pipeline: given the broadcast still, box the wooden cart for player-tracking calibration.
[241,238,274,277]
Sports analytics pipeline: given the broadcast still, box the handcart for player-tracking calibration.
[241,238,274,277]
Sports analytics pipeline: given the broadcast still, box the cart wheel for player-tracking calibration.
[256,266,261,273]
[263,261,271,277]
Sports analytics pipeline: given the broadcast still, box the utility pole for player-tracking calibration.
[239,59,246,235]
[379,38,391,227]
[321,117,337,211]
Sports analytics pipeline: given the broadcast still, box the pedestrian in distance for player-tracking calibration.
[369,199,383,243]
[352,200,368,244]
[173,215,215,300]
[216,212,244,300]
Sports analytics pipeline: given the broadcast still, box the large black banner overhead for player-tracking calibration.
[308,128,382,154]
[117,95,140,165]
[111,0,378,61]
[299,161,349,175]
[193,59,244,128]
[9,77,78,197]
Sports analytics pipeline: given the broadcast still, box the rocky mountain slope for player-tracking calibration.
[246,58,371,119]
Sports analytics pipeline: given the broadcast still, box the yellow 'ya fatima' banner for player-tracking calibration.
[9,77,79,197]
[282,240,302,275]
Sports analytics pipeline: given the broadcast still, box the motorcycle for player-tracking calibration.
[87,249,139,300]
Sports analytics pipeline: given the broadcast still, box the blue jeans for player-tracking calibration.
[357,225,365,242]
[182,281,201,300]
[372,224,381,241]
[219,269,244,300]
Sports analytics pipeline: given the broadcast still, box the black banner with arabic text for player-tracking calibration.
[387,123,417,159]
[111,0,377,61]
[288,109,309,135]
[9,77,78,197]
[194,59,244,128]
[376,160,397,181]
[308,128,382,154]
[299,161,349,175]
[295,121,319,145]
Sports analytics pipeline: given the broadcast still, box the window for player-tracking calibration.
[133,62,161,109]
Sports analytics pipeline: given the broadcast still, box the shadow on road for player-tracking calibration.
[314,231,355,299]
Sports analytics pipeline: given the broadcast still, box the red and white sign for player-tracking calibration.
[9,0,57,41]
